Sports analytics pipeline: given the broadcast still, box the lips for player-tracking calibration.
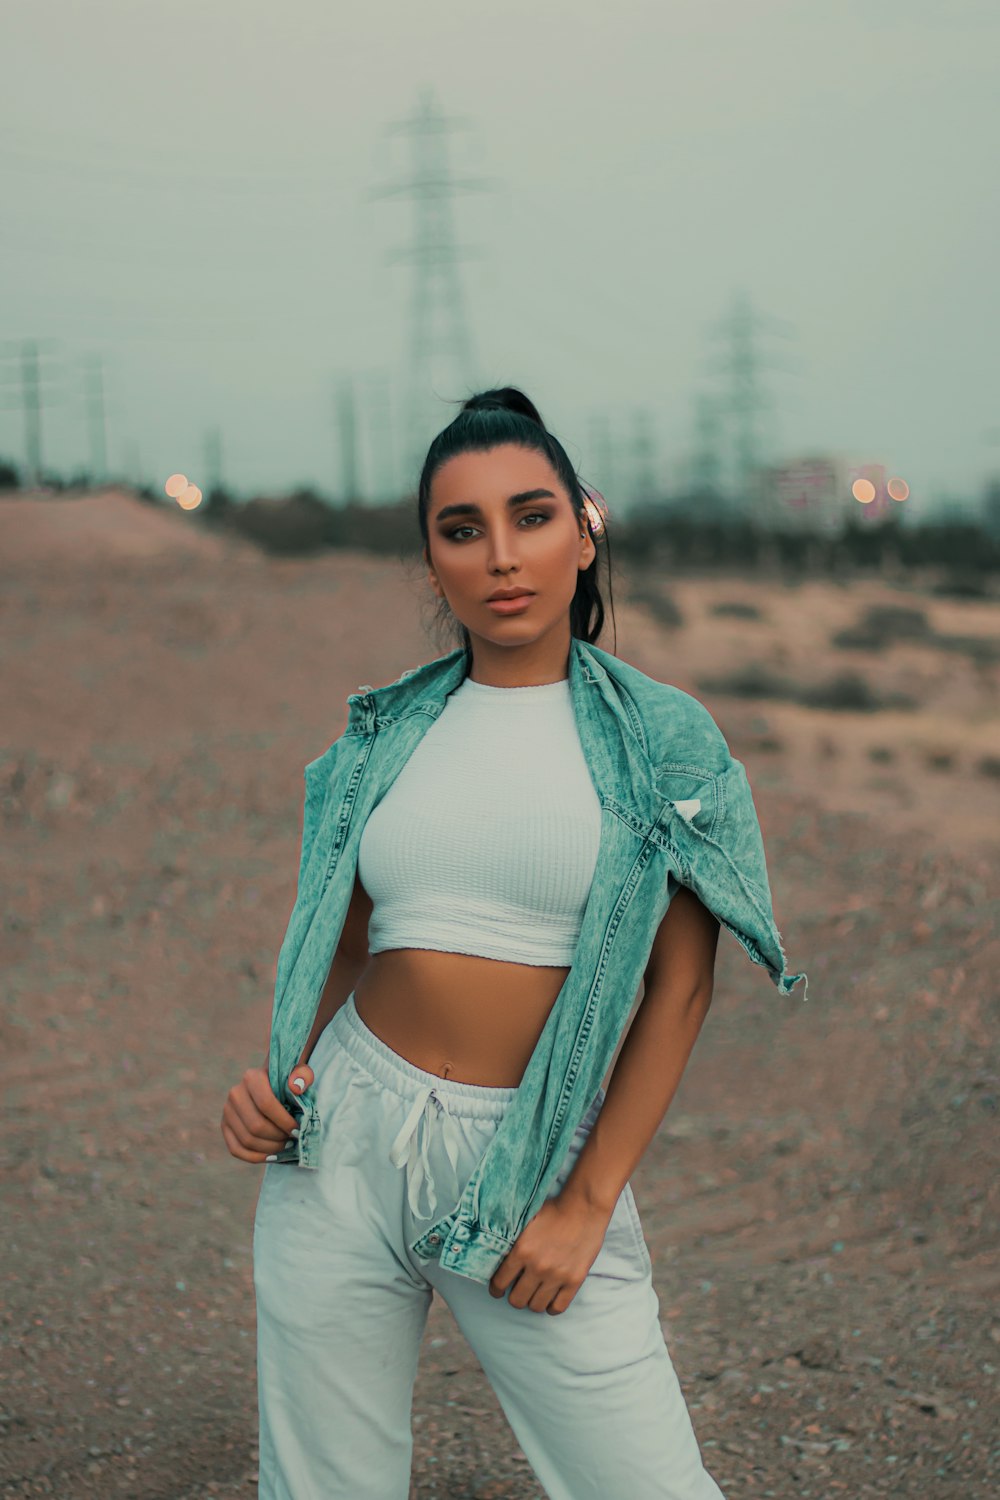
[486,591,535,602]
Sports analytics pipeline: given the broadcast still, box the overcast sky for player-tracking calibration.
[2,0,997,517]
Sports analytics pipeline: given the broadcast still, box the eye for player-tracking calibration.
[445,512,551,542]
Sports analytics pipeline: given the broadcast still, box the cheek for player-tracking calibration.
[538,525,581,566]
[448,554,485,595]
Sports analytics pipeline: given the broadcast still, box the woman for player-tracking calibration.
[222,387,805,1499]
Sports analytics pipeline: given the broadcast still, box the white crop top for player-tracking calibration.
[357,673,603,966]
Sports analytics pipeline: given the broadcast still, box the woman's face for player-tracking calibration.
[423,444,596,657]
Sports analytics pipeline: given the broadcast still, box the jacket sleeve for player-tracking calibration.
[295,726,357,884]
[271,736,347,1015]
[708,755,807,997]
[662,744,809,1000]
[296,749,334,889]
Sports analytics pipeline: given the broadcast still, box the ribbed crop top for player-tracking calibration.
[356,672,604,966]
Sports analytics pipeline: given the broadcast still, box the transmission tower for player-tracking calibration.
[704,288,797,515]
[688,392,726,507]
[371,87,491,479]
[0,337,64,486]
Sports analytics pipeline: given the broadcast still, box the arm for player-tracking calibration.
[558,884,721,1215]
[297,870,373,1069]
[296,947,369,1068]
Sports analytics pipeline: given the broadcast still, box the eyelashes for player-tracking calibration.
[445,512,552,542]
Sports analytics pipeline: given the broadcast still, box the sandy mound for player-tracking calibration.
[0,487,242,568]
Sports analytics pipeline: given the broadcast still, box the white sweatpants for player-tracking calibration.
[252,991,726,1500]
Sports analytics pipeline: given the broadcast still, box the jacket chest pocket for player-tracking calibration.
[652,764,721,843]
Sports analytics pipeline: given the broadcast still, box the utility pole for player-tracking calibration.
[0,338,63,487]
[203,424,224,494]
[704,288,797,517]
[364,369,395,503]
[82,353,108,483]
[335,373,361,502]
[371,86,491,479]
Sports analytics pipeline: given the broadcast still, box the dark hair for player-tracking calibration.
[416,386,616,658]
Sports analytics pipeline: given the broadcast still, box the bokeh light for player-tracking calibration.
[852,478,877,504]
[887,476,909,501]
[177,484,203,511]
[164,472,189,499]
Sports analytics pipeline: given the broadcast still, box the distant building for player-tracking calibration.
[753,453,906,534]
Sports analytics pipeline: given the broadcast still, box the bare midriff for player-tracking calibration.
[351,948,571,1087]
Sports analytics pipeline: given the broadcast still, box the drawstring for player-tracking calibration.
[388,1083,463,1220]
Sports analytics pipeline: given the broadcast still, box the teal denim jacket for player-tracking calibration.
[264,637,808,1285]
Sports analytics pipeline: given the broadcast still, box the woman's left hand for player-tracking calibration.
[488,1192,614,1314]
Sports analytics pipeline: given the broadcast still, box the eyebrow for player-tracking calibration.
[433,489,558,524]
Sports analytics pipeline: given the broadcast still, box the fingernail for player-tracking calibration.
[290,1127,300,1138]
[291,1077,305,1093]
[265,1154,277,1162]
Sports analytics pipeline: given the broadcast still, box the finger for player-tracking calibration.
[546,1287,573,1315]
[488,1255,517,1299]
[226,1116,292,1158]
[243,1070,301,1136]
[221,1117,277,1164]
[507,1269,539,1312]
[287,1065,315,1097]
[227,1088,290,1145]
[528,1278,559,1314]
[515,1278,548,1314]
[226,1094,294,1154]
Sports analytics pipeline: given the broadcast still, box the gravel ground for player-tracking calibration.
[2,491,997,1498]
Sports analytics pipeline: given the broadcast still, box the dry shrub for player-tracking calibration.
[832,603,999,665]
[931,574,994,600]
[628,581,684,629]
[698,664,918,713]
[710,600,763,620]
[929,634,1000,665]
[831,604,932,651]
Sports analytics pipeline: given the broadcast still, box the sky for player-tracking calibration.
[1,0,997,519]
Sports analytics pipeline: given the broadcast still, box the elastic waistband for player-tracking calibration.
[329,992,520,1122]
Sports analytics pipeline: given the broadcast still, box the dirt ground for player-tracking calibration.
[2,489,997,1499]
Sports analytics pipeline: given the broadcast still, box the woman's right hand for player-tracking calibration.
[221,1064,316,1163]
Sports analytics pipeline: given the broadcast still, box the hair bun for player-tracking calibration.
[461,386,545,429]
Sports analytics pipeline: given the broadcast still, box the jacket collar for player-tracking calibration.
[347,636,617,735]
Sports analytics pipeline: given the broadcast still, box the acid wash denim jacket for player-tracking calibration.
[263,636,808,1286]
